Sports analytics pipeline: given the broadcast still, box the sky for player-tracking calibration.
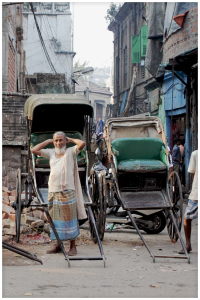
[72,2,114,69]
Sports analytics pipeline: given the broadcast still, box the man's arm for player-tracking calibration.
[31,139,53,156]
[67,137,86,151]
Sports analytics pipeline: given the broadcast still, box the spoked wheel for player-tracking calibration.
[88,170,107,243]
[166,171,183,242]
[15,168,22,243]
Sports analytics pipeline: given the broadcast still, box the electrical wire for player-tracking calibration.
[29,2,57,73]
[39,3,72,77]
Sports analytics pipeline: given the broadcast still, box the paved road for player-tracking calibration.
[3,203,198,298]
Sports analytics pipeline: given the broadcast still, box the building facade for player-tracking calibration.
[108,2,149,117]
[145,2,198,189]
[2,3,25,92]
[75,80,112,123]
[23,2,75,87]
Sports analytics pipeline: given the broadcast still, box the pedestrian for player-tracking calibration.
[96,132,108,168]
[167,145,173,174]
[172,138,182,176]
[179,150,198,254]
[179,139,185,186]
[31,131,87,255]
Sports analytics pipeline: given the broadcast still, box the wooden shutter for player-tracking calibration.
[140,25,148,57]
[131,35,141,63]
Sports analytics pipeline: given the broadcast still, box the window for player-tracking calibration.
[131,35,141,63]
[96,103,103,120]
[142,66,145,79]
[141,25,148,57]
[124,46,127,88]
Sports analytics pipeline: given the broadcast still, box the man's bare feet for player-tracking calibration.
[46,244,61,254]
[178,244,192,254]
[68,247,77,256]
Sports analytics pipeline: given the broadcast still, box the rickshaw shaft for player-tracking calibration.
[2,242,43,265]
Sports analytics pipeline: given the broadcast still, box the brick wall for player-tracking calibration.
[2,146,22,190]
[2,95,28,145]
[2,95,29,190]
[163,7,198,63]
[8,40,16,92]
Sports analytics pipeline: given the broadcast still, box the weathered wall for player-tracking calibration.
[2,146,22,190]
[23,2,74,85]
[2,4,24,93]
[2,95,29,190]
[163,7,198,63]
[26,73,70,94]
[2,95,28,145]
[108,2,148,117]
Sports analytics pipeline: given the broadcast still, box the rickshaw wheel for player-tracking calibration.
[15,168,22,243]
[166,171,183,243]
[89,170,106,243]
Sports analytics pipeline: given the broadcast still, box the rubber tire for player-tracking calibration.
[142,211,166,234]
[89,170,106,243]
[167,171,183,242]
[15,168,22,243]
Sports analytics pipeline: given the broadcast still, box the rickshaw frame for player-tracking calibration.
[13,94,106,268]
[92,115,190,263]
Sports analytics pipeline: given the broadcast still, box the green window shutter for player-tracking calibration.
[140,25,148,57]
[131,35,141,63]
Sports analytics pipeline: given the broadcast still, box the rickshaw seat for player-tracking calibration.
[111,138,167,172]
[30,132,86,168]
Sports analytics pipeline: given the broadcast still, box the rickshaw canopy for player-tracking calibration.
[24,94,93,134]
[105,116,166,145]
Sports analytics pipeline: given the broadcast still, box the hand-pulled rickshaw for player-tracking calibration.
[89,116,190,263]
[12,94,106,268]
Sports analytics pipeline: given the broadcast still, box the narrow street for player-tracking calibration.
[3,203,198,298]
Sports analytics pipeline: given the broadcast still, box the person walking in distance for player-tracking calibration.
[172,138,182,177]
[179,150,198,254]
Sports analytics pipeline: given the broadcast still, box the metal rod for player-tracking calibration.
[88,206,106,267]
[174,71,187,86]
[69,257,103,261]
[154,255,188,259]
[127,211,155,263]
[170,66,174,152]
[2,242,42,265]
[169,210,190,264]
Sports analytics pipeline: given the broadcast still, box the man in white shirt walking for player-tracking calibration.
[179,150,198,254]
[31,131,86,255]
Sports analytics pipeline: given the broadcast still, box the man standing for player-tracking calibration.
[31,132,86,255]
[172,138,182,176]
[179,150,198,254]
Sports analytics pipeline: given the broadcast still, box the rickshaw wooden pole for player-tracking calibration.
[2,242,43,265]
[169,210,190,264]
[127,211,155,263]
[88,206,106,267]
